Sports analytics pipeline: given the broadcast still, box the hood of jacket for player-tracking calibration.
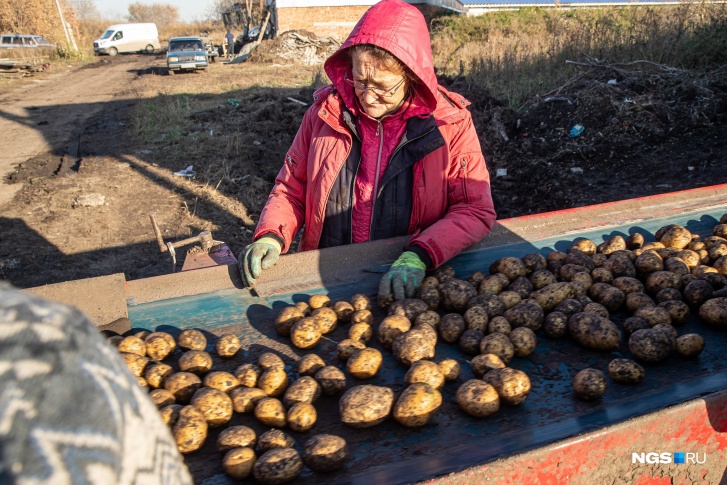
[324,0,438,117]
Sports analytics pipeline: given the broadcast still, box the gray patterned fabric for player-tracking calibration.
[0,284,192,485]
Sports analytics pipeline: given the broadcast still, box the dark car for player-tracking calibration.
[166,36,208,75]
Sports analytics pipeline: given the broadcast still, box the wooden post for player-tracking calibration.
[257,11,271,42]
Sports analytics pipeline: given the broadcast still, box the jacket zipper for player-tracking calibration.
[348,119,363,244]
[460,159,469,202]
[368,120,385,239]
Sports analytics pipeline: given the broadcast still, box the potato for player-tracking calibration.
[290,317,322,349]
[612,276,644,295]
[178,329,207,351]
[438,358,461,381]
[173,405,208,453]
[350,293,372,311]
[164,372,202,404]
[509,327,537,357]
[507,276,533,299]
[377,315,412,349]
[660,225,692,249]
[145,363,173,389]
[626,232,645,250]
[259,352,285,370]
[336,339,366,362]
[136,376,149,390]
[529,282,579,312]
[309,294,331,310]
[302,434,349,472]
[664,257,690,276]
[107,335,124,348]
[490,256,528,281]
[559,263,590,282]
[415,310,441,329]
[676,333,705,357]
[546,251,566,273]
[405,360,445,390]
[458,329,485,355]
[392,328,436,366]
[332,300,355,323]
[440,313,466,343]
[393,383,443,427]
[439,279,477,312]
[572,368,606,400]
[417,286,441,311]
[698,297,727,326]
[608,358,645,384]
[657,300,690,325]
[388,298,430,321]
[487,316,512,335]
[568,312,621,350]
[595,286,625,312]
[602,255,636,278]
[234,363,262,387]
[628,328,675,363]
[529,270,558,290]
[623,316,650,336]
[655,287,683,302]
[230,387,267,413]
[571,239,597,256]
[684,280,714,307]
[257,366,289,397]
[297,354,326,377]
[253,448,303,485]
[258,429,295,452]
[646,271,682,294]
[633,306,672,327]
[346,348,383,379]
[456,380,500,417]
[470,353,505,378]
[287,402,317,432]
[598,235,626,255]
[591,267,614,284]
[314,366,347,396]
[274,306,305,336]
[583,302,610,319]
[312,307,338,334]
[504,300,544,330]
[498,290,523,310]
[421,276,440,290]
[543,311,568,338]
[468,271,487,287]
[178,350,213,374]
[159,404,183,426]
[144,332,176,360]
[118,335,146,356]
[677,249,700,269]
[191,387,233,427]
[625,292,655,313]
[215,334,241,358]
[282,376,321,407]
[294,301,311,316]
[714,255,727,275]
[217,425,257,452]
[522,252,548,273]
[150,388,176,408]
[254,397,287,428]
[479,333,515,363]
[339,385,394,428]
[222,447,256,480]
[461,306,488,332]
[203,371,241,393]
[468,293,507,317]
[482,368,531,405]
[349,323,373,343]
[120,352,149,377]
[351,309,374,325]
[434,265,457,282]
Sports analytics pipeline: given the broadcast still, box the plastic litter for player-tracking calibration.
[569,124,585,138]
[227,98,240,107]
[607,79,618,85]
[496,168,508,177]
[174,165,196,178]
[570,167,584,175]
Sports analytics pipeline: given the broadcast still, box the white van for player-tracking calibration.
[93,23,161,56]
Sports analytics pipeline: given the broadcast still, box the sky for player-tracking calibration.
[90,0,213,22]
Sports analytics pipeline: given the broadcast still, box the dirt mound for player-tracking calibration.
[248,30,341,65]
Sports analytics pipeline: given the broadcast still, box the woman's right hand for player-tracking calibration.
[238,236,282,288]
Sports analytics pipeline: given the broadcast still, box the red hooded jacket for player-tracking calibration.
[253,0,496,269]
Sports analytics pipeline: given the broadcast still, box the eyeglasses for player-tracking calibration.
[344,72,406,98]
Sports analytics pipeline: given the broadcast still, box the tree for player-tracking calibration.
[0,0,65,44]
[127,2,179,27]
[71,0,101,21]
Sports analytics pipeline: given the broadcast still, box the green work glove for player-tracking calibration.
[378,251,427,302]
[238,236,282,288]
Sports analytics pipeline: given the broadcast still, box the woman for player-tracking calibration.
[239,0,496,303]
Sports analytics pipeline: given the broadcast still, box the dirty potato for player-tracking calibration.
[351,309,374,325]
[467,293,507,318]
[339,385,394,428]
[257,366,289,397]
[507,276,533,299]
[118,335,146,356]
[204,371,241,393]
[438,358,461,382]
[490,256,528,281]
[388,298,430,321]
[392,327,436,366]
[302,434,349,472]
[543,311,569,338]
[312,306,338,334]
[348,322,373,343]
[508,327,537,357]
[332,301,355,323]
[405,360,445,390]
[309,294,331,310]
[625,292,655,313]
[529,282,579,312]
[145,363,173,389]
[217,425,257,452]
[178,350,213,374]
[440,313,466,343]
[415,310,441,329]
[462,306,489,332]
[177,329,207,351]
[297,354,326,377]
[597,235,626,255]
[393,383,443,427]
[150,389,176,409]
[234,363,262,387]
[290,317,322,349]
[633,306,672,327]
[159,404,183,426]
[254,397,287,428]
[657,300,690,325]
[608,358,645,384]
[222,447,256,480]
[683,280,714,307]
[346,348,383,379]
[258,429,295,452]
[144,332,176,360]
[274,306,305,336]
[253,448,303,485]
[336,339,366,362]
[377,315,412,349]
[120,352,148,377]
[479,333,515,363]
[287,402,317,432]
[417,286,440,311]
[470,353,505,378]
[439,279,477,312]
[482,368,531,406]
[350,293,372,311]
[215,334,241,358]
[487,316,512,335]
[572,368,606,400]
[645,271,682,294]
[458,329,485,355]
[314,366,347,396]
[503,300,544,330]
[583,302,610,319]
[258,352,285,370]
[230,387,267,413]
[660,225,692,249]
[676,333,705,357]
[628,328,675,363]
[164,372,202,404]
[282,376,321,408]
[173,405,208,453]
[529,270,558,290]
[456,380,500,417]
[568,312,621,350]
[191,387,233,427]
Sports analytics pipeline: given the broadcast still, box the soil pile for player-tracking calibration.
[248,30,342,65]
